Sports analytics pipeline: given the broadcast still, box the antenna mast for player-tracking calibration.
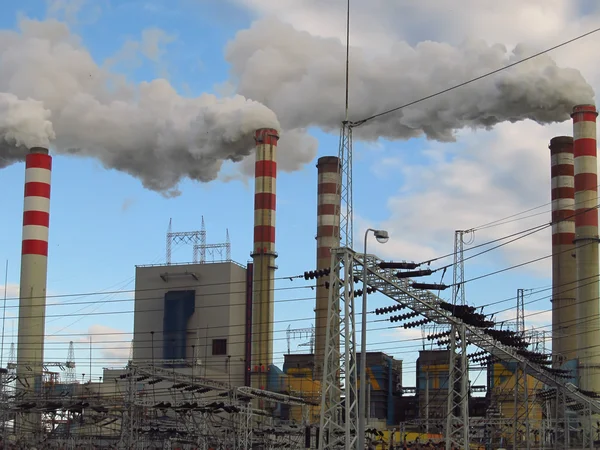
[338,0,353,249]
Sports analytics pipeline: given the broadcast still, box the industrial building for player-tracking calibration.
[132,261,249,386]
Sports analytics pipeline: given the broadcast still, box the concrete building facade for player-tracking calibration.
[132,261,249,386]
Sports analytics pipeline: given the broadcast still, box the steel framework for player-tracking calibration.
[321,246,600,448]
[193,229,231,263]
[319,250,358,450]
[166,218,205,265]
[445,230,470,449]
[338,123,353,250]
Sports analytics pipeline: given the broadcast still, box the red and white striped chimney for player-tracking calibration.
[548,137,577,366]
[16,147,51,429]
[571,105,600,392]
[314,156,341,380]
[251,128,278,390]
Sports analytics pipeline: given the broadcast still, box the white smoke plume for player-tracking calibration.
[0,93,54,168]
[0,18,314,195]
[0,15,595,194]
[226,17,595,141]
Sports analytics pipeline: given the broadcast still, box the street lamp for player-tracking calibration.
[358,228,389,449]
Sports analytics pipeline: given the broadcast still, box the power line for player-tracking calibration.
[0,271,306,302]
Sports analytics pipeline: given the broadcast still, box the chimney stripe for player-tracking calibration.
[318,215,340,227]
[25,168,52,184]
[318,172,341,183]
[552,233,575,246]
[551,198,575,211]
[574,172,598,192]
[318,224,340,236]
[318,183,338,195]
[255,160,277,178]
[22,239,49,256]
[25,153,52,170]
[573,112,598,123]
[24,182,51,199]
[551,164,575,177]
[23,211,50,227]
[552,209,576,222]
[22,225,49,242]
[573,210,598,227]
[253,226,275,244]
[552,221,575,234]
[254,193,276,211]
[254,177,277,195]
[551,187,575,201]
[571,139,597,156]
[24,197,50,214]
[318,204,338,215]
[551,176,574,190]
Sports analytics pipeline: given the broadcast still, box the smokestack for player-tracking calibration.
[571,105,600,391]
[16,146,52,433]
[549,136,577,367]
[314,157,341,380]
[251,128,278,391]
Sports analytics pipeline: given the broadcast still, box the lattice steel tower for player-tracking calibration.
[318,250,359,450]
[65,341,76,383]
[445,230,470,449]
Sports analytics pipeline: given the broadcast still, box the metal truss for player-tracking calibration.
[319,249,359,450]
[132,363,231,392]
[193,241,231,263]
[316,247,600,446]
[445,230,469,449]
[338,122,353,249]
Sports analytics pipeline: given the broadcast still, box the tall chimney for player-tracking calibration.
[571,104,600,391]
[549,137,577,366]
[314,157,341,380]
[251,128,278,391]
[16,146,52,433]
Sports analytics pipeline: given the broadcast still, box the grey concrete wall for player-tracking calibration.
[132,262,247,387]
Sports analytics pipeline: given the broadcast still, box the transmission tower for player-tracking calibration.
[336,0,353,250]
[338,123,353,250]
[516,288,525,335]
[65,341,76,383]
[445,230,470,450]
[7,342,15,372]
[193,228,231,263]
[286,326,315,354]
[165,218,205,264]
[318,249,358,450]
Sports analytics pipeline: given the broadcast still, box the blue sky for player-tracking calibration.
[2,0,597,385]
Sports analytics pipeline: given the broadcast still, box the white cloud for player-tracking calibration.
[0,283,19,300]
[45,0,104,25]
[496,308,552,330]
[357,118,592,277]
[231,0,600,52]
[68,324,132,367]
[104,27,177,76]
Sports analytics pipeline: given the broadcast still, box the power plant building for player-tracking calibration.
[132,261,249,386]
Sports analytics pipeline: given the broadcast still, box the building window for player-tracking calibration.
[212,339,227,356]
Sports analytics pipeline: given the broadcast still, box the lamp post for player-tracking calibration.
[358,228,389,450]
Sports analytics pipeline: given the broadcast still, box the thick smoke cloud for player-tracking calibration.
[0,93,54,167]
[226,18,595,142]
[0,15,595,195]
[0,18,315,195]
